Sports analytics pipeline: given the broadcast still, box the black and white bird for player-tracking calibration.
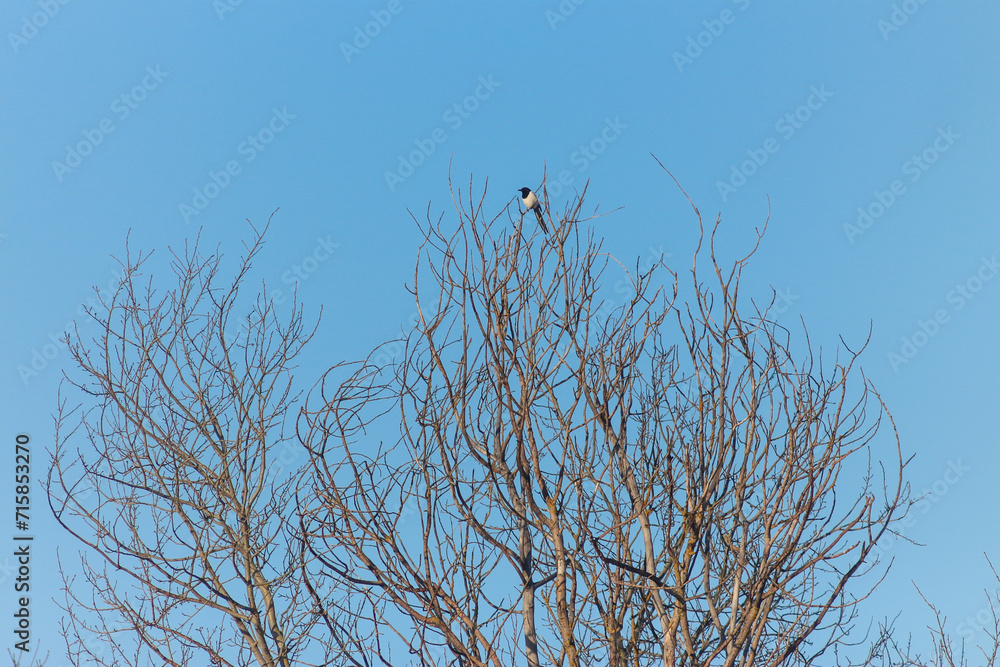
[518,187,548,234]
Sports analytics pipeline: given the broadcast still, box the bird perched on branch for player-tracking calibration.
[518,187,548,234]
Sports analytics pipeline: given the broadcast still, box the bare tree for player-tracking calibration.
[855,560,1000,667]
[48,216,322,667]
[40,176,1000,667]
[298,172,913,667]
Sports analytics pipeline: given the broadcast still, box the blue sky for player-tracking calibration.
[2,1,999,660]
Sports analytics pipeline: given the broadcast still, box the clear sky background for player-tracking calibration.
[2,1,998,662]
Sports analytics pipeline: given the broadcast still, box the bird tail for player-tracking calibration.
[533,206,548,234]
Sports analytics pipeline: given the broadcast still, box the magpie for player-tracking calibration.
[518,187,548,234]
